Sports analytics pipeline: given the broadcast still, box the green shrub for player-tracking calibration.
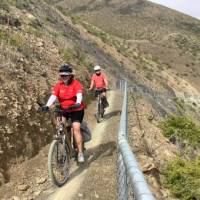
[83,61,94,73]
[59,48,74,61]
[9,33,23,46]
[56,5,69,16]
[26,27,43,37]
[172,97,185,111]
[81,22,111,44]
[0,2,9,11]
[0,31,22,46]
[0,0,16,10]
[45,16,57,24]
[0,30,6,41]
[160,115,200,147]
[145,71,153,81]
[16,41,40,61]
[164,158,200,200]
[71,16,80,24]
[73,44,86,63]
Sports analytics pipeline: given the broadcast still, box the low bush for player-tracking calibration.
[0,30,6,41]
[59,48,74,61]
[0,0,16,11]
[160,115,200,147]
[164,158,200,200]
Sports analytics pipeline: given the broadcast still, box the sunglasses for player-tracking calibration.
[60,75,70,78]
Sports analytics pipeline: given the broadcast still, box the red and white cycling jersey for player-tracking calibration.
[52,79,85,111]
[91,73,107,89]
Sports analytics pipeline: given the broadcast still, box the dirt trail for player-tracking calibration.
[47,90,123,200]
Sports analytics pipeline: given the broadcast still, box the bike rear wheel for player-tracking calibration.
[100,99,105,118]
[48,139,70,186]
[96,100,102,123]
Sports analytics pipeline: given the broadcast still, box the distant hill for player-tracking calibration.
[53,0,200,90]
[55,0,200,40]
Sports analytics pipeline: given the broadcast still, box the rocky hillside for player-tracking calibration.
[1,0,200,199]
[56,0,200,89]
[0,0,120,186]
[54,0,200,119]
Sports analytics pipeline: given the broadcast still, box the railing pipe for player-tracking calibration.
[117,79,156,200]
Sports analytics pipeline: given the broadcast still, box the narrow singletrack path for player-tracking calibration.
[47,90,123,200]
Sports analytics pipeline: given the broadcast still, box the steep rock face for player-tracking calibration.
[0,0,90,183]
[0,0,123,184]
[0,68,55,181]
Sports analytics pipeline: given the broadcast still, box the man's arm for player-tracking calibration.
[46,95,57,107]
[104,76,108,89]
[41,94,57,112]
[89,79,94,90]
[76,93,82,104]
[45,84,59,109]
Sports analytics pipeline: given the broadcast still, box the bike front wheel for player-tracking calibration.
[100,101,105,118]
[48,140,70,187]
[96,101,102,123]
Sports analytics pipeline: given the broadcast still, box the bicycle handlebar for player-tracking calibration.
[37,103,75,115]
[95,88,112,91]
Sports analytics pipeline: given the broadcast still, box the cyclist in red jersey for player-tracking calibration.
[42,63,85,163]
[89,65,109,107]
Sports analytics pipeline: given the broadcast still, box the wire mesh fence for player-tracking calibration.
[117,79,155,200]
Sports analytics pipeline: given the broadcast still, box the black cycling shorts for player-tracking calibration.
[62,109,84,124]
[95,88,106,97]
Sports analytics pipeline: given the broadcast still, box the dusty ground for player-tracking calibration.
[0,90,123,200]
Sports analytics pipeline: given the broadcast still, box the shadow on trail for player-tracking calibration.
[103,110,121,120]
[66,141,116,184]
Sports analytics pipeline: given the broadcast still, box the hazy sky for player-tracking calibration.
[149,0,200,20]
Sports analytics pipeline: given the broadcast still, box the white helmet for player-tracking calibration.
[94,65,101,71]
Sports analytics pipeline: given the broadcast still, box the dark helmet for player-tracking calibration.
[59,63,73,75]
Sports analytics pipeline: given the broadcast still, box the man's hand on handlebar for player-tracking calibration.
[67,103,80,110]
[40,103,80,114]
[41,105,50,112]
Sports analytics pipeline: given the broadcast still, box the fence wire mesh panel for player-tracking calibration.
[117,79,156,200]
[117,152,128,200]
[128,177,136,200]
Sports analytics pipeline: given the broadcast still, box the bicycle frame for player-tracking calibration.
[56,117,74,156]
[95,89,105,122]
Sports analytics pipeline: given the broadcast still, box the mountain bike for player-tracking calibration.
[95,88,107,123]
[40,107,91,187]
